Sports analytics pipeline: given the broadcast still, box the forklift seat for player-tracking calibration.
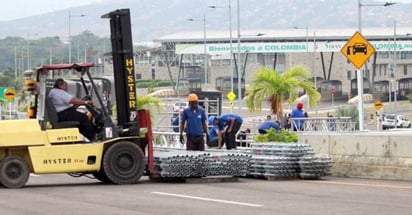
[45,96,80,129]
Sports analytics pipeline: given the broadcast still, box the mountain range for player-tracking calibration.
[0,0,411,43]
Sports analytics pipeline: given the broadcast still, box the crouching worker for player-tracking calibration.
[258,120,281,134]
[207,116,224,148]
[209,113,243,150]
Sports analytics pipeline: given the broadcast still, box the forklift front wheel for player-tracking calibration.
[0,156,30,188]
[102,141,145,184]
[92,170,112,184]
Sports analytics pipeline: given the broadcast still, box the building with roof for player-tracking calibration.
[133,27,412,101]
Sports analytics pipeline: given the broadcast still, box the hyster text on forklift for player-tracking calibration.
[0,9,156,188]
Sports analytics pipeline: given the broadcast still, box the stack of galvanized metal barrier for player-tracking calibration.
[153,150,251,178]
[247,142,333,179]
[153,142,333,179]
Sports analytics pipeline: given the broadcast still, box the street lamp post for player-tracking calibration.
[236,0,241,110]
[68,11,86,64]
[393,20,397,126]
[187,13,207,84]
[210,0,233,112]
[312,31,318,116]
[357,0,396,131]
[26,33,30,70]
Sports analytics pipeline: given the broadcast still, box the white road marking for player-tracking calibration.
[152,191,264,208]
[307,180,412,189]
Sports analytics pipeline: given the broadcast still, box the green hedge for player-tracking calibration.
[254,128,298,143]
[136,80,174,88]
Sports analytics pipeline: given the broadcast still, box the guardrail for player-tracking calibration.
[153,117,356,149]
[289,117,355,132]
[153,130,255,149]
[154,97,221,132]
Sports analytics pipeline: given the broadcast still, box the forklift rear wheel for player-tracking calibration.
[0,156,30,188]
[102,141,145,184]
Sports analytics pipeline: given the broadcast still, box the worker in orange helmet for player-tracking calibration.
[290,101,306,131]
[179,93,208,151]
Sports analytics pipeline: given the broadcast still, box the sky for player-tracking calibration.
[0,0,411,21]
[0,0,107,21]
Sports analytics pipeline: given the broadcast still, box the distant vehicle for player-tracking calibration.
[382,114,411,130]
[173,101,188,112]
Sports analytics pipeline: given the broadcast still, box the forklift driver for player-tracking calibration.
[48,78,96,142]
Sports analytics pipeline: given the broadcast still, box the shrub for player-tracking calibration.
[136,79,174,88]
[254,128,298,143]
[335,104,359,130]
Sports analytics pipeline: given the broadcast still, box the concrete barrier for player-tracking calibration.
[299,130,412,180]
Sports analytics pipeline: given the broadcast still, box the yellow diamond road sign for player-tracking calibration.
[341,31,375,69]
[227,91,236,101]
[4,87,16,102]
[374,99,383,110]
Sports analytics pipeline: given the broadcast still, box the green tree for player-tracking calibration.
[246,65,321,120]
[0,67,18,87]
[136,95,162,112]
[112,94,162,125]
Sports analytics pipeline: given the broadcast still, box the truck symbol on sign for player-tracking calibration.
[346,43,367,55]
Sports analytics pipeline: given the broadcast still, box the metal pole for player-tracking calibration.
[393,20,397,127]
[69,11,71,64]
[14,46,17,80]
[26,33,30,70]
[77,40,80,62]
[229,0,233,113]
[203,13,207,84]
[237,0,241,110]
[356,0,395,131]
[313,31,318,116]
[357,0,365,131]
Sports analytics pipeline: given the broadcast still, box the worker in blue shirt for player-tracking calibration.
[207,123,223,148]
[171,111,180,132]
[180,93,208,151]
[258,120,281,134]
[210,113,243,150]
[290,102,306,131]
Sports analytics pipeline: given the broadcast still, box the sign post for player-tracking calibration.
[341,31,376,131]
[226,91,236,112]
[374,99,383,111]
[4,87,16,102]
[2,87,16,119]
[330,87,336,107]
[374,99,383,131]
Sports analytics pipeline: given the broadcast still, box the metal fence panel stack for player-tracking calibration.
[153,150,251,178]
[247,142,333,178]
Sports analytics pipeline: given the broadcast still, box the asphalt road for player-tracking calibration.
[2,174,411,215]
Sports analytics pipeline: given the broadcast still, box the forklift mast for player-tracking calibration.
[102,9,138,135]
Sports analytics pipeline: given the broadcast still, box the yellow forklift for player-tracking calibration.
[0,9,154,188]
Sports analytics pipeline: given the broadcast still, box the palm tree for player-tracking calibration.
[112,94,162,125]
[136,95,162,112]
[246,65,321,120]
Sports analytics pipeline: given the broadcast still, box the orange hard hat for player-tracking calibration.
[297,102,304,108]
[188,93,198,102]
